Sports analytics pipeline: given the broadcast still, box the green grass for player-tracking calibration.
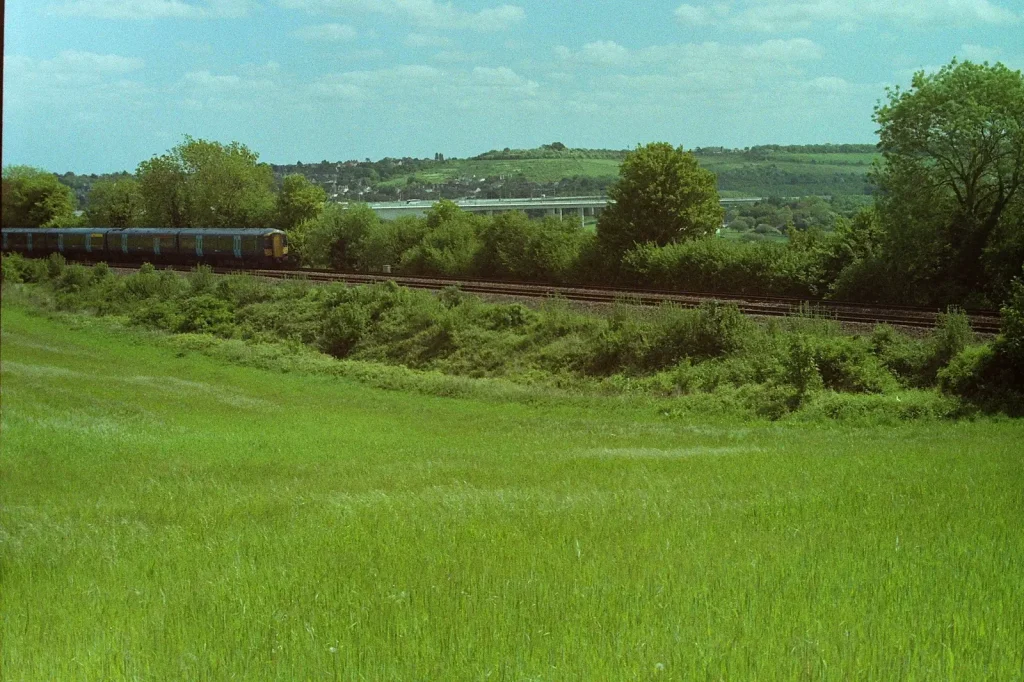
[378,158,623,187]
[377,151,879,197]
[2,304,1023,680]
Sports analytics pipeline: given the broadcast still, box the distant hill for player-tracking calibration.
[274,143,878,202]
[54,144,880,207]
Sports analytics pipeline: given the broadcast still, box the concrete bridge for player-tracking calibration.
[366,195,763,222]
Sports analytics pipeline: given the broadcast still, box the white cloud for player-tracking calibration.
[431,49,487,63]
[557,38,823,70]
[959,43,1001,63]
[674,0,1021,31]
[5,50,143,83]
[308,63,537,107]
[405,33,451,47]
[48,0,253,19]
[742,38,822,61]
[578,40,631,66]
[183,70,277,91]
[3,51,150,112]
[276,0,526,31]
[290,23,357,41]
[673,3,729,25]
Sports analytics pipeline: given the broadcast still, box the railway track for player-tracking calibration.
[119,263,1005,333]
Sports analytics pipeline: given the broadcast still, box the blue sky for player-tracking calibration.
[4,0,1023,172]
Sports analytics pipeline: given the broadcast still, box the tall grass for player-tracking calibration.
[2,305,1023,680]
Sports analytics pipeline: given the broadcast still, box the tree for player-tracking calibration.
[400,200,482,276]
[135,137,276,228]
[297,202,379,268]
[276,174,326,232]
[2,166,77,227]
[596,142,722,260]
[476,211,587,282]
[874,59,1024,302]
[86,178,146,227]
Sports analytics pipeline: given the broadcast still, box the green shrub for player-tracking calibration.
[929,307,973,371]
[869,325,931,386]
[46,253,67,279]
[189,265,217,296]
[645,302,750,368]
[795,391,961,424]
[937,345,995,397]
[215,275,274,307]
[809,335,899,393]
[56,264,92,294]
[587,315,651,375]
[176,295,234,335]
[621,239,828,297]
[121,266,183,301]
[481,303,536,331]
[784,335,823,405]
[129,299,182,330]
[319,304,370,358]
[91,262,112,283]
[2,254,26,283]
[995,276,1024,367]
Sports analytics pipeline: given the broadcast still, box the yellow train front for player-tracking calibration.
[1,227,290,268]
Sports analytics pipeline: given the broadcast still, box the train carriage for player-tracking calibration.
[2,227,289,267]
[106,228,179,259]
[2,228,61,255]
[54,228,112,257]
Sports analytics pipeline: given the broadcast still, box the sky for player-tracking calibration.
[3,0,1023,173]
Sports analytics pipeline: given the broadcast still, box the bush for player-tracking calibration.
[121,266,183,301]
[91,262,112,283]
[55,264,92,295]
[176,295,234,335]
[937,281,1024,414]
[2,254,26,283]
[188,265,217,296]
[795,391,961,424]
[996,276,1024,367]
[647,301,750,367]
[129,299,183,330]
[47,253,67,279]
[587,314,651,375]
[809,335,899,393]
[784,335,823,405]
[215,275,274,307]
[319,304,370,358]
[870,325,931,386]
[929,307,973,371]
[621,238,827,297]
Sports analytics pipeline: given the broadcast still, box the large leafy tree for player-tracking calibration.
[86,177,146,227]
[596,142,722,259]
[874,59,1024,302]
[135,136,276,228]
[277,174,326,232]
[1,166,78,227]
[296,202,379,268]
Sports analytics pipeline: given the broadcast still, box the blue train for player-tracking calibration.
[0,227,289,266]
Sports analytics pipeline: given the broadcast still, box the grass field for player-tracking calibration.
[376,151,879,197]
[2,304,1023,680]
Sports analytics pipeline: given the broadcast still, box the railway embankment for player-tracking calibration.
[3,253,1022,419]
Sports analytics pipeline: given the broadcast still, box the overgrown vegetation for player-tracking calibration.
[4,253,1021,417]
